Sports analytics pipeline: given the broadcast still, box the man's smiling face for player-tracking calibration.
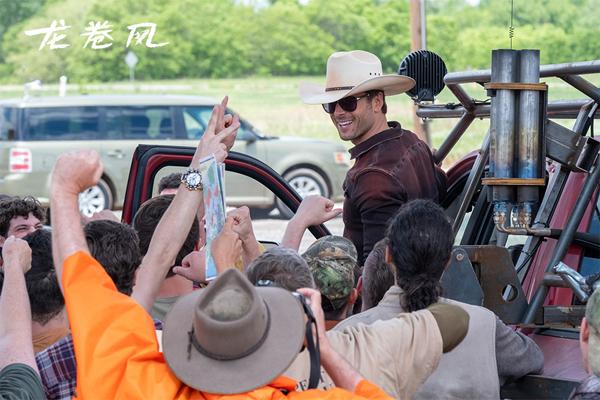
[4,213,43,241]
[329,92,381,146]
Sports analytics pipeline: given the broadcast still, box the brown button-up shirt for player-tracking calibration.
[343,122,446,265]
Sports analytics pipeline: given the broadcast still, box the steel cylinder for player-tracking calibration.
[490,49,518,205]
[517,50,541,225]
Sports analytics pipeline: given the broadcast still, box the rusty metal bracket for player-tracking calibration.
[440,248,484,307]
[461,245,529,324]
[545,120,600,172]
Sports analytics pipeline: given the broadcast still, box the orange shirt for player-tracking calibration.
[62,251,392,400]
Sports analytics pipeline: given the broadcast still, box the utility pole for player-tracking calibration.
[409,0,431,145]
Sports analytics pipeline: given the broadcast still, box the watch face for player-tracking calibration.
[187,173,201,186]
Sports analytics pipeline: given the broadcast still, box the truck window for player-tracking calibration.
[24,107,99,140]
[0,107,17,141]
[106,106,173,139]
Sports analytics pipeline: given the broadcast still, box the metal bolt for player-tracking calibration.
[456,253,464,261]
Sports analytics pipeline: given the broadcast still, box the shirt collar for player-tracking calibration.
[379,285,404,307]
[348,121,402,160]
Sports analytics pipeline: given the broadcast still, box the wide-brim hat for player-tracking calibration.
[300,50,415,104]
[162,269,305,394]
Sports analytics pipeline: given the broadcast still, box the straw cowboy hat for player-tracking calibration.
[162,268,305,394]
[300,50,415,104]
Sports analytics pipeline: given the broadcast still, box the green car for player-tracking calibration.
[0,95,349,216]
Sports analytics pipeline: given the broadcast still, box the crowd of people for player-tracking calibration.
[0,50,595,399]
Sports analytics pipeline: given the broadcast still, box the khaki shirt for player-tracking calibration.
[283,309,442,399]
[337,286,500,399]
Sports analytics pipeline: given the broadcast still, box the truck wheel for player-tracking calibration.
[276,168,329,219]
[78,179,114,217]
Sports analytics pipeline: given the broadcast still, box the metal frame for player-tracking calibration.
[418,59,600,324]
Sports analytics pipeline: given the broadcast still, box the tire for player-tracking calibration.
[78,178,114,217]
[276,168,329,219]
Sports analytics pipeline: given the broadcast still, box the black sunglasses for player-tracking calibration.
[322,93,371,114]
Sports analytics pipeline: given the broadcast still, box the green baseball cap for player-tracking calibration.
[302,235,357,311]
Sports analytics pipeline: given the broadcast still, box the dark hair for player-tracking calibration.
[386,200,453,312]
[0,196,45,237]
[246,247,315,292]
[158,173,181,193]
[361,238,395,311]
[0,229,64,325]
[368,90,387,114]
[133,195,199,278]
[85,220,141,295]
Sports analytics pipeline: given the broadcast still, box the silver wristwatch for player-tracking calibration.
[180,168,203,191]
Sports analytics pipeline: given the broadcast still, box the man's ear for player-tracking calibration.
[385,245,393,264]
[582,317,590,344]
[0,235,5,247]
[348,288,358,306]
[372,91,385,113]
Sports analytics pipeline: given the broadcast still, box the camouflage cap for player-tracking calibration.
[587,288,600,375]
[302,236,357,310]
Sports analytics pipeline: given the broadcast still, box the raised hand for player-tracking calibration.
[211,216,243,273]
[2,236,32,274]
[293,195,342,228]
[172,250,206,283]
[51,150,103,197]
[227,206,255,243]
[192,96,240,165]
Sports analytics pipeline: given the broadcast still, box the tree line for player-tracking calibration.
[0,0,599,83]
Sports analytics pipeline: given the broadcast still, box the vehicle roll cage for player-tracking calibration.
[416,59,600,325]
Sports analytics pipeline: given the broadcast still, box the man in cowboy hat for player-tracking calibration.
[301,50,447,265]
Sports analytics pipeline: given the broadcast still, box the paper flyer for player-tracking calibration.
[198,155,226,280]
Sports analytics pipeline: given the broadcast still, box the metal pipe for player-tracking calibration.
[433,112,475,164]
[517,50,541,227]
[447,84,475,111]
[490,49,518,209]
[445,59,600,85]
[417,100,593,119]
[560,75,600,103]
[523,158,600,323]
[452,131,490,235]
[553,261,591,303]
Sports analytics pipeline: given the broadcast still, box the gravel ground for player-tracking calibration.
[251,205,344,253]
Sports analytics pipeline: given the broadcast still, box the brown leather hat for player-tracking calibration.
[162,268,305,394]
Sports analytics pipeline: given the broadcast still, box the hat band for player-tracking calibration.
[325,86,354,92]
[187,302,271,361]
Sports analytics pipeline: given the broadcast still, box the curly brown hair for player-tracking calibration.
[0,196,46,237]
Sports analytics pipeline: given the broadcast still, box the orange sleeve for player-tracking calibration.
[286,380,393,399]
[353,379,394,399]
[62,251,201,400]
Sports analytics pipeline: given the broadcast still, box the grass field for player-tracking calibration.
[1,73,597,167]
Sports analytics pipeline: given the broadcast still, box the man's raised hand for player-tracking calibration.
[51,150,103,197]
[2,236,32,274]
[193,96,240,165]
[293,195,342,228]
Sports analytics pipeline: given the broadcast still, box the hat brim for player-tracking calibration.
[300,75,415,104]
[162,286,305,394]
